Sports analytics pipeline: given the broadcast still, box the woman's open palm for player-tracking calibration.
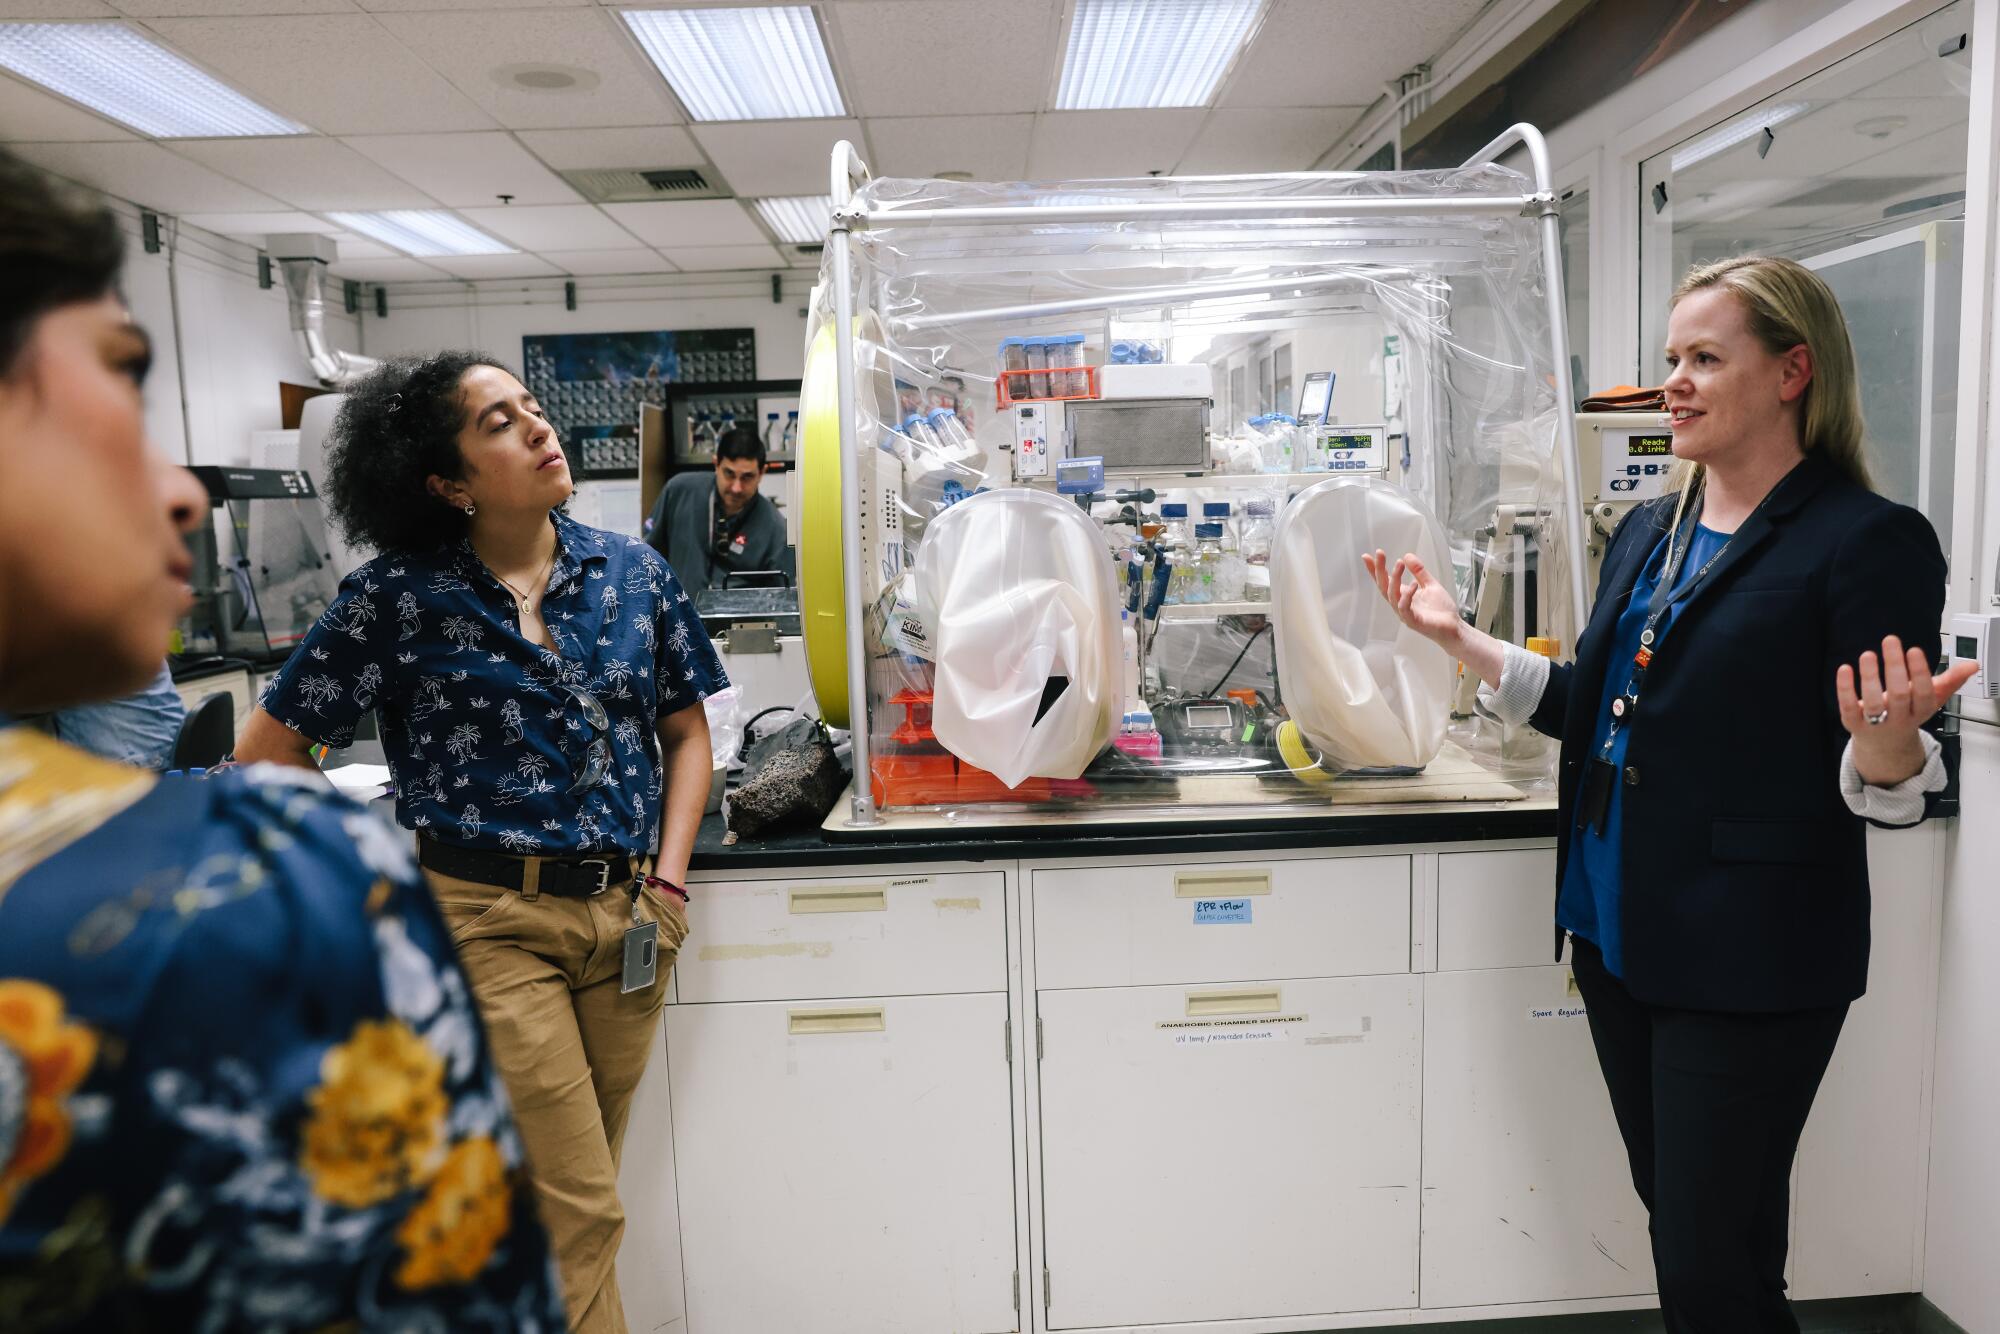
[1363,549,1462,649]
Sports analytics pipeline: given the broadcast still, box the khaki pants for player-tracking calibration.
[426,862,685,1334]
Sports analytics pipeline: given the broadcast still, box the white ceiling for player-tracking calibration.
[0,0,1492,284]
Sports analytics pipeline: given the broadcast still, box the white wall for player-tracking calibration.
[104,203,360,468]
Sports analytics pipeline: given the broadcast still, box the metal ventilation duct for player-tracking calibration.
[269,233,378,388]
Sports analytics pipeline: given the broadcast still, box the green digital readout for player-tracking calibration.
[1627,434,1673,457]
[1324,433,1375,451]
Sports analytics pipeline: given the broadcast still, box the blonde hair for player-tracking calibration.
[1670,254,1873,492]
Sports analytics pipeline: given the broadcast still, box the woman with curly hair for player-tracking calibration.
[237,350,724,1334]
[0,150,562,1328]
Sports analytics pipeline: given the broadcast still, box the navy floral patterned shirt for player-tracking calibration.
[0,728,565,1330]
[261,511,727,859]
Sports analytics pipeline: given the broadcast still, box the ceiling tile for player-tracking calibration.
[659,243,785,271]
[538,248,677,275]
[514,125,703,171]
[182,208,342,239]
[1177,107,1366,174]
[427,253,561,279]
[111,0,356,15]
[0,0,116,14]
[1219,0,1485,109]
[147,14,497,134]
[373,8,682,130]
[600,198,763,247]
[343,131,581,205]
[360,0,581,10]
[0,72,135,139]
[11,140,286,211]
[328,255,447,280]
[456,203,638,250]
[832,0,1056,117]
[690,118,863,196]
[865,114,1032,180]
[325,232,395,259]
[1027,110,1206,180]
[173,137,437,210]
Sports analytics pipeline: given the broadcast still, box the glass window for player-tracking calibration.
[1558,187,1590,404]
[1638,1,1969,543]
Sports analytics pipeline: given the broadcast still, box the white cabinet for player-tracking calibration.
[673,870,1006,1004]
[1434,848,1560,972]
[664,993,1018,1334]
[1033,855,1410,990]
[1418,965,1653,1308]
[1790,823,1945,1298]
[1036,974,1422,1327]
[617,1031,688,1334]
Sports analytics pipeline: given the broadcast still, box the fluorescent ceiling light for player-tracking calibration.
[0,22,308,138]
[619,7,844,121]
[326,211,514,257]
[1668,102,1810,173]
[1057,0,1263,111]
[751,196,832,245]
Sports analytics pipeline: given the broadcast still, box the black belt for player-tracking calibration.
[418,837,635,898]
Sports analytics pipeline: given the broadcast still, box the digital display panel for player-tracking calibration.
[1183,705,1233,731]
[1626,434,1673,457]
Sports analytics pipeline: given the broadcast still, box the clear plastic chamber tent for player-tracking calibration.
[797,125,1587,828]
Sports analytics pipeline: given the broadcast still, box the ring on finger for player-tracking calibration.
[1864,707,1891,726]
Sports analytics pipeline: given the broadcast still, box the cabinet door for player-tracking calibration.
[1419,966,1653,1307]
[666,993,1018,1334]
[616,1028,686,1333]
[1037,975,1421,1328]
[1033,855,1410,990]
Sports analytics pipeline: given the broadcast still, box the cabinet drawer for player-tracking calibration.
[1435,849,1558,972]
[676,870,1005,1003]
[1033,855,1410,990]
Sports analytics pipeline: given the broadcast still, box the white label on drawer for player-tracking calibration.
[888,876,933,889]
[1193,898,1252,924]
[1527,1004,1588,1022]
[1158,1013,1306,1047]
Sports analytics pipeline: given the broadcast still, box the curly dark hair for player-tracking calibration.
[0,149,126,376]
[323,351,518,554]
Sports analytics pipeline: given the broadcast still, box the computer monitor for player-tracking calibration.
[1298,370,1334,424]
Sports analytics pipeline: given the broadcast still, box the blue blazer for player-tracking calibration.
[1533,454,1948,1012]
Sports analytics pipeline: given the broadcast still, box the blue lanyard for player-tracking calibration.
[1593,493,1749,759]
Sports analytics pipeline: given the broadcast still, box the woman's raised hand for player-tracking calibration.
[1837,633,1979,785]
[1363,549,1464,650]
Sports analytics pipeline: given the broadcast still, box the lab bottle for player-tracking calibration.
[782,410,799,453]
[1024,337,1049,398]
[902,411,942,457]
[1158,503,1192,605]
[1240,500,1275,603]
[999,337,1029,400]
[718,414,737,440]
[1190,523,1223,605]
[763,412,781,455]
[1055,333,1086,396]
[1202,501,1234,551]
[689,413,717,458]
[927,407,978,460]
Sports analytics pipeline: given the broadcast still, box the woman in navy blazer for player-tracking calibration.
[1366,256,1976,1332]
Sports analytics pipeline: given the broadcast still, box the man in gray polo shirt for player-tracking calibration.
[646,421,791,589]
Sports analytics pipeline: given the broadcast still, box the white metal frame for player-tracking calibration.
[825,125,1590,826]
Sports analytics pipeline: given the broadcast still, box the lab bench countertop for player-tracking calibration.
[687,800,1559,872]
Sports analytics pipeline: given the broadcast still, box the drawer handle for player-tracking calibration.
[788,1007,886,1035]
[1185,988,1282,1017]
[1174,869,1272,899]
[788,885,889,914]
